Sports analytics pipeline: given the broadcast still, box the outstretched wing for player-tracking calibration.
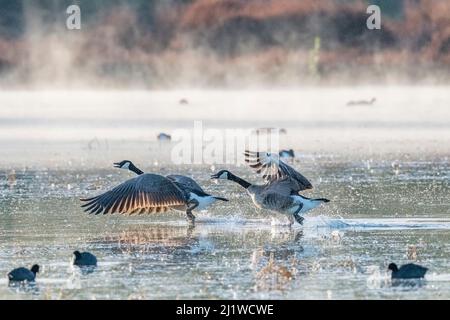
[166,175,205,194]
[263,177,306,196]
[244,150,313,191]
[80,174,187,215]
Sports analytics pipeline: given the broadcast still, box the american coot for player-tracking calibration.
[388,263,428,279]
[73,251,97,267]
[8,265,39,282]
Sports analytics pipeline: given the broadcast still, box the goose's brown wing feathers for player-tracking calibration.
[244,150,313,191]
[80,174,187,215]
[166,175,205,194]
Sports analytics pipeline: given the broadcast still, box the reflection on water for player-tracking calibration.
[96,225,197,254]
[1,211,450,300]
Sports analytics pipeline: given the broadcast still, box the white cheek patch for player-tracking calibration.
[122,163,130,169]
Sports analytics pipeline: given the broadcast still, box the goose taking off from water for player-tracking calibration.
[80,161,228,224]
[157,133,172,142]
[388,263,428,280]
[8,265,39,283]
[211,151,329,225]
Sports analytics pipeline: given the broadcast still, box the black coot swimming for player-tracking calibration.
[388,263,428,279]
[8,265,39,282]
[73,251,97,267]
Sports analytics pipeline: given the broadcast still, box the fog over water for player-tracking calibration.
[0,86,449,168]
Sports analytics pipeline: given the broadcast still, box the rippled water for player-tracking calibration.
[0,88,449,299]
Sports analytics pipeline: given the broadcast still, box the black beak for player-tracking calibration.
[113,163,121,168]
[214,197,228,202]
[211,174,219,179]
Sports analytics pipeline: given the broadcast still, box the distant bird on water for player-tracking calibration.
[388,263,428,280]
[179,98,189,105]
[8,265,39,283]
[157,133,171,142]
[279,149,295,160]
[73,251,97,267]
[113,160,228,221]
[346,97,376,106]
[212,150,329,226]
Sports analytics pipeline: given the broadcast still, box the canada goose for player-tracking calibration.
[346,97,376,106]
[157,133,171,142]
[211,151,329,225]
[80,162,228,224]
[279,149,295,159]
[73,251,97,267]
[388,263,428,280]
[8,265,39,282]
[114,160,228,217]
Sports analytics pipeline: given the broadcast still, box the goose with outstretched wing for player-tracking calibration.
[81,160,228,223]
[211,151,327,225]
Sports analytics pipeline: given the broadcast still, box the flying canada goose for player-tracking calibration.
[73,251,97,267]
[346,97,376,106]
[7,265,39,283]
[211,151,329,225]
[388,263,428,280]
[80,161,228,224]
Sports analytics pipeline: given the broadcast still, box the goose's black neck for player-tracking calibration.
[228,172,251,189]
[129,163,144,175]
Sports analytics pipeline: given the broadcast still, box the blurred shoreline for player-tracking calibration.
[1,0,449,89]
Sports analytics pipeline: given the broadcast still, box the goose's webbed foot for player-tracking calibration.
[186,210,196,225]
[293,213,304,225]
